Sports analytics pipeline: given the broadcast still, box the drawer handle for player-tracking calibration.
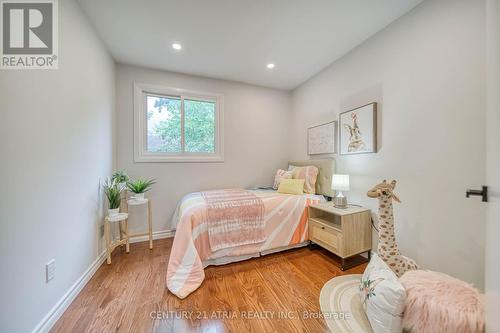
[321,226,325,230]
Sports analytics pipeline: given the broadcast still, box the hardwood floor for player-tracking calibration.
[51,238,367,333]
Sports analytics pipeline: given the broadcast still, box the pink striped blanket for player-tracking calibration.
[166,189,326,299]
[202,189,265,252]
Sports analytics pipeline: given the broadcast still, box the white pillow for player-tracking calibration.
[359,253,406,333]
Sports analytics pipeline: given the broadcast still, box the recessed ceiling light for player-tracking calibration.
[266,63,275,69]
[172,43,182,50]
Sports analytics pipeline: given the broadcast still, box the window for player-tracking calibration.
[134,83,224,162]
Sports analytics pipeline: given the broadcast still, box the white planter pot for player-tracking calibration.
[108,208,120,216]
[133,193,144,200]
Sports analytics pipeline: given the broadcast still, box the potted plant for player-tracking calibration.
[126,178,155,200]
[111,170,129,187]
[103,178,124,216]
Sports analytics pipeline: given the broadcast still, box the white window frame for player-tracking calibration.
[134,82,224,163]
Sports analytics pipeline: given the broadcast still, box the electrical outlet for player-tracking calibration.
[46,259,55,282]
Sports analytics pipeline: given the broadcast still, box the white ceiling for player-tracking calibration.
[77,0,423,90]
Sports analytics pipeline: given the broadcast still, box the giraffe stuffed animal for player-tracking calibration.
[367,180,418,277]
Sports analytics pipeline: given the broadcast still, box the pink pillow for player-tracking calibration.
[273,169,292,190]
[291,166,319,194]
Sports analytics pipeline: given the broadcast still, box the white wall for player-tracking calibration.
[116,64,291,234]
[0,1,115,332]
[290,0,486,288]
[485,0,500,330]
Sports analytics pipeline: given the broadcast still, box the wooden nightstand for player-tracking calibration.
[308,203,372,270]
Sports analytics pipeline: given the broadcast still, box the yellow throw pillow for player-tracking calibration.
[277,179,305,195]
[273,169,293,189]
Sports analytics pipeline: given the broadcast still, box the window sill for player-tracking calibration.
[134,153,224,163]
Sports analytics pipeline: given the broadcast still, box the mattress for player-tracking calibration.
[166,189,325,298]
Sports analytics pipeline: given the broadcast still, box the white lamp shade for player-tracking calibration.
[332,174,350,192]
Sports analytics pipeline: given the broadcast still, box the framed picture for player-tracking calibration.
[307,120,337,155]
[339,103,377,155]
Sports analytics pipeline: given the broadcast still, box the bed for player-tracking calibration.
[166,159,335,299]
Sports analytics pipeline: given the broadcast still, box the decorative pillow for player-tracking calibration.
[359,253,406,333]
[277,179,305,195]
[291,166,319,194]
[273,169,293,190]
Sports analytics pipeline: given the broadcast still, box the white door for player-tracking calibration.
[485,0,500,332]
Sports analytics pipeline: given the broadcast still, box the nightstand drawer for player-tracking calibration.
[309,220,342,253]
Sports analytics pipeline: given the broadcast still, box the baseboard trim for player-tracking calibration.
[32,229,175,333]
[129,229,175,243]
[32,250,107,333]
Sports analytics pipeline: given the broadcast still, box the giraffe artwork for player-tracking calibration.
[367,180,418,277]
[344,112,366,152]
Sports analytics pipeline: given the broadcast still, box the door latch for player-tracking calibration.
[466,186,488,202]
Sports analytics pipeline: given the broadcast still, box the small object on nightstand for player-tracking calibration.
[308,203,371,270]
[332,174,350,208]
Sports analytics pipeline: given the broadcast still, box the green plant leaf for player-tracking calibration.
[126,178,156,194]
[112,170,129,183]
[103,177,124,209]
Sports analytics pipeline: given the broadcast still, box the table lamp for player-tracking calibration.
[332,174,349,208]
